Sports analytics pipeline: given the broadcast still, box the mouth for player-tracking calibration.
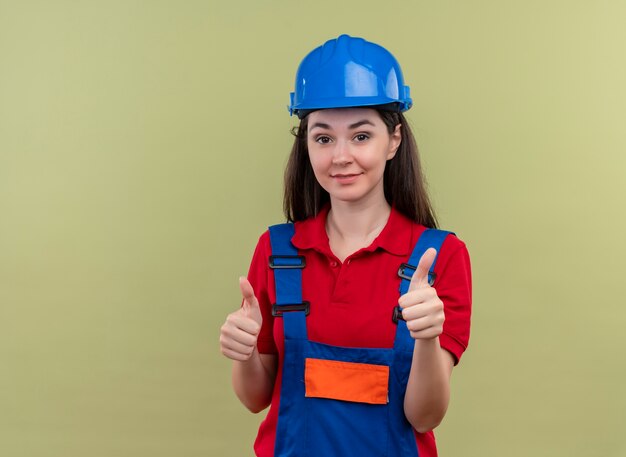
[330,172,362,183]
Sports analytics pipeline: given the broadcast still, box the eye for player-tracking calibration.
[315,135,332,144]
[354,133,370,142]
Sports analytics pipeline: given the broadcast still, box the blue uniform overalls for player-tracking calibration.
[268,223,452,457]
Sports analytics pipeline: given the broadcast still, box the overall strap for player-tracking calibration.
[268,223,308,340]
[393,228,453,352]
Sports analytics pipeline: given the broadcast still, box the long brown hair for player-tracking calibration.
[283,109,438,228]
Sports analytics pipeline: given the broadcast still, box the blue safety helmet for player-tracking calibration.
[289,34,412,119]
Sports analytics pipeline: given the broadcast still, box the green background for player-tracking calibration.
[1,1,625,456]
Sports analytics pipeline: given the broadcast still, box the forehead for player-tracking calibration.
[307,108,382,128]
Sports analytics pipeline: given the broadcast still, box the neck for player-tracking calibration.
[326,195,391,243]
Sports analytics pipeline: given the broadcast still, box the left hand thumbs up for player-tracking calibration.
[399,248,445,340]
[408,248,437,291]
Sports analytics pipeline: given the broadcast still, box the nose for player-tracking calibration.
[331,140,352,166]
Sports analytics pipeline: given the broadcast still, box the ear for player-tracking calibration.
[386,124,402,160]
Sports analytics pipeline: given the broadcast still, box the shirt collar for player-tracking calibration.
[291,204,414,257]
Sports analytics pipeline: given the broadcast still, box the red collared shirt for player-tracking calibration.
[247,205,472,457]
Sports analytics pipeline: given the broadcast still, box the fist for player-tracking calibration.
[219,277,263,361]
[398,248,445,340]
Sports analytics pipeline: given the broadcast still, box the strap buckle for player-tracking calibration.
[269,255,306,269]
[392,305,404,324]
[397,263,436,286]
[272,301,310,317]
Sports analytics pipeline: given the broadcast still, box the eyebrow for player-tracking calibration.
[309,119,376,131]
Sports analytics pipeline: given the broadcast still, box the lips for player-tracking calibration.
[331,172,362,184]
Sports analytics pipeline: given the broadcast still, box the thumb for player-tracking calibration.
[239,276,260,312]
[408,248,437,291]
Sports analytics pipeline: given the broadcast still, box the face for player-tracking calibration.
[307,108,401,205]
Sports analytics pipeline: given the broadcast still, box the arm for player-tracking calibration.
[220,277,277,413]
[399,247,468,432]
[403,340,454,432]
[232,351,277,413]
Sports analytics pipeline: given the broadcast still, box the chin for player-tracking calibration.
[329,190,371,204]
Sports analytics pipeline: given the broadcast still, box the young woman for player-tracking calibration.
[220,34,472,457]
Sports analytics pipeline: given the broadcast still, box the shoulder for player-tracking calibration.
[407,220,469,256]
[428,230,472,301]
[252,221,301,257]
[255,229,272,251]
[441,231,469,258]
[437,230,470,272]
[407,223,471,274]
[247,229,273,270]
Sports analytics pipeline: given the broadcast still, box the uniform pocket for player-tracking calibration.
[305,358,389,404]
[302,343,393,456]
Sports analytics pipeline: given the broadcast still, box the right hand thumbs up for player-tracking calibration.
[219,277,263,362]
[239,277,262,327]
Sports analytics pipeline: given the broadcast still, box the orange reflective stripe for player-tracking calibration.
[304,358,389,405]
